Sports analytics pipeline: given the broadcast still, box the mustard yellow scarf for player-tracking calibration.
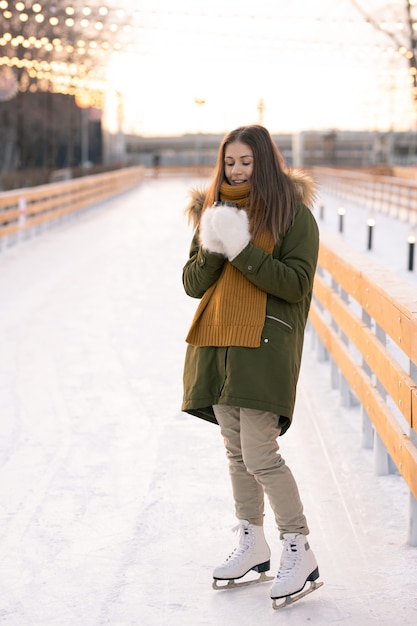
[185,182,275,348]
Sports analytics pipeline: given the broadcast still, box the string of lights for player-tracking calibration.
[0,1,142,102]
[1,1,417,108]
[348,0,417,112]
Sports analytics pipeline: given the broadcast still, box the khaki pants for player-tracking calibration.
[213,405,309,538]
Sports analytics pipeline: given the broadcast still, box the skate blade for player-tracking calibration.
[272,580,324,610]
[213,571,274,590]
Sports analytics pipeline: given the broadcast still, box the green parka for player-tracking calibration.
[181,171,319,435]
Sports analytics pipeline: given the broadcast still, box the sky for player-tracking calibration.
[0,176,417,624]
[106,0,417,136]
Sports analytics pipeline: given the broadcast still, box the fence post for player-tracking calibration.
[311,269,328,363]
[408,436,417,546]
[340,288,360,408]
[373,323,395,475]
[361,308,374,449]
[408,360,417,546]
[330,278,340,389]
[17,196,27,243]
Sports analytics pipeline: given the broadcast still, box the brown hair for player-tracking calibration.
[204,125,298,241]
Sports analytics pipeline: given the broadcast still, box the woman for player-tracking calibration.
[181,125,320,605]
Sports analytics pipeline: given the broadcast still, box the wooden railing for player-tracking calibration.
[0,166,145,243]
[309,228,417,545]
[311,166,417,225]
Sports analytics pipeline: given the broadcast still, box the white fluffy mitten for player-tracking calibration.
[212,207,251,260]
[199,207,225,254]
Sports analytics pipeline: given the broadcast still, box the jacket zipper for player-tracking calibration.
[266,314,293,331]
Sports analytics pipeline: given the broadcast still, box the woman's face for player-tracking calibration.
[224,141,253,185]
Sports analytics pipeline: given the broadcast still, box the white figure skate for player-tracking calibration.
[212,520,273,590]
[270,533,323,609]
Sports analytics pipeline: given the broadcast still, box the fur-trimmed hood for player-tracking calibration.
[185,168,317,229]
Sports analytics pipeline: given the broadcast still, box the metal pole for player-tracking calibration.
[408,238,415,271]
[338,207,345,233]
[367,218,375,250]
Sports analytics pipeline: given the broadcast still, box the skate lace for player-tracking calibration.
[276,537,298,579]
[225,522,250,562]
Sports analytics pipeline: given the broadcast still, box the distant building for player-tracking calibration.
[124,130,417,169]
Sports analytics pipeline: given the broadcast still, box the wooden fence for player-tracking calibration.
[309,228,417,545]
[311,166,417,226]
[0,166,145,244]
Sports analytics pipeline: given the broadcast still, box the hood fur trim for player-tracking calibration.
[184,187,208,228]
[184,169,316,228]
[287,168,317,208]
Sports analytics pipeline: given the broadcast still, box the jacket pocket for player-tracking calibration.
[265,314,293,333]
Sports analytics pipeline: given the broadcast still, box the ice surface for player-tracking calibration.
[0,176,416,625]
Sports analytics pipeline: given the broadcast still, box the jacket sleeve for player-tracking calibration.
[182,230,226,298]
[231,205,319,303]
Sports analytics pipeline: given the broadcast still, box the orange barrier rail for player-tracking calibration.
[0,166,145,242]
[309,229,417,545]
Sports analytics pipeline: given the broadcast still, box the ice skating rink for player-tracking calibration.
[0,176,416,625]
